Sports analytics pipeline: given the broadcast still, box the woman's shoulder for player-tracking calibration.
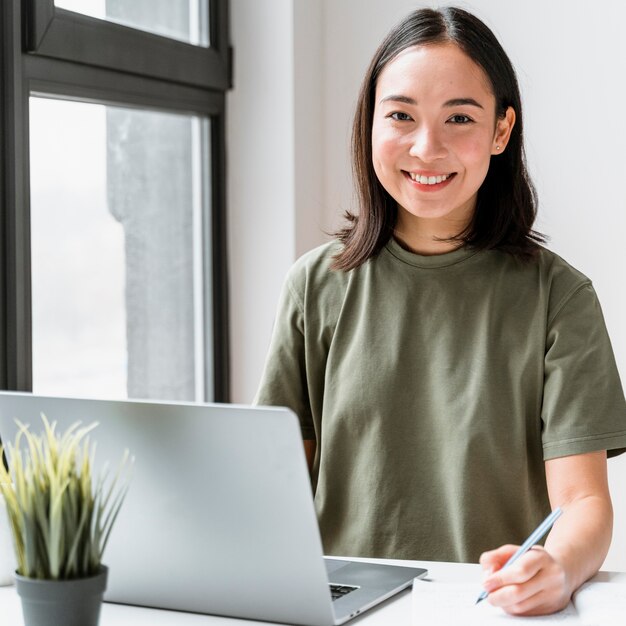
[285,240,349,292]
[278,240,355,320]
[531,246,595,314]
[534,246,590,282]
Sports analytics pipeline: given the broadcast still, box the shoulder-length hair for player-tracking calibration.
[332,6,545,271]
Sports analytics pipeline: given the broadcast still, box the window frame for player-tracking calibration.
[27,0,230,90]
[0,0,231,401]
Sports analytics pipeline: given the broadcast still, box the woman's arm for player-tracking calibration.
[303,439,316,475]
[480,450,613,616]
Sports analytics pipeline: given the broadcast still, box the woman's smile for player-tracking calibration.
[404,170,457,189]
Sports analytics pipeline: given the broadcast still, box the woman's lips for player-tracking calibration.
[403,170,456,190]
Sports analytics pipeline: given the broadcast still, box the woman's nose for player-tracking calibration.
[408,127,447,162]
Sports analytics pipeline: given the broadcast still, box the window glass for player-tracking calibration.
[54,0,210,47]
[29,97,212,401]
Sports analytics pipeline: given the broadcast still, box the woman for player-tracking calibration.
[255,6,626,616]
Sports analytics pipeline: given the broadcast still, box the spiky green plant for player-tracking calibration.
[0,415,132,580]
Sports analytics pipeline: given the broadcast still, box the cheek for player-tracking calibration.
[455,135,494,176]
[371,139,400,197]
[371,128,402,174]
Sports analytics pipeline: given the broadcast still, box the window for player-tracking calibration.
[54,0,211,46]
[0,0,231,402]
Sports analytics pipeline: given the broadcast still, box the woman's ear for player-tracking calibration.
[491,106,516,155]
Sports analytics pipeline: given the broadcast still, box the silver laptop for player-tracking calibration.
[0,392,427,626]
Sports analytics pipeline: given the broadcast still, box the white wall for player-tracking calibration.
[228,0,626,570]
[227,0,295,403]
[227,0,325,403]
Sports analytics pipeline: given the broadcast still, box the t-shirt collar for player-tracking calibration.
[385,236,480,268]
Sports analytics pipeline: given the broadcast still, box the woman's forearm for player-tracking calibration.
[544,494,613,594]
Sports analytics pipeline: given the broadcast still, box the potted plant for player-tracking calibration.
[0,415,132,626]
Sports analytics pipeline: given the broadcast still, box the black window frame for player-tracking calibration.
[26,0,230,90]
[0,0,231,401]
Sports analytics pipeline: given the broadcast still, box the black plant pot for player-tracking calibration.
[15,566,108,626]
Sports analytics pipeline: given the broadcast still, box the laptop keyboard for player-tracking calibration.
[329,584,359,601]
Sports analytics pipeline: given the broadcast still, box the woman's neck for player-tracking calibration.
[393,203,474,255]
[392,232,462,255]
[393,220,467,255]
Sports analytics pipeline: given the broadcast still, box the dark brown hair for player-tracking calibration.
[332,6,545,270]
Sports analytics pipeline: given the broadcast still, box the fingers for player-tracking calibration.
[479,544,519,575]
[485,566,545,609]
[490,588,556,617]
[480,547,570,616]
[484,546,545,590]
[489,582,570,616]
[483,551,544,611]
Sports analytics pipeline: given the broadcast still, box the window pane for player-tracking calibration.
[29,97,212,402]
[55,0,210,47]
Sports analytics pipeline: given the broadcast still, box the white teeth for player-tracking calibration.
[409,172,450,185]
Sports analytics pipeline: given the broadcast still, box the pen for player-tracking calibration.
[475,507,563,605]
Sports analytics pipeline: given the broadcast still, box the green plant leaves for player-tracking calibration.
[0,414,132,580]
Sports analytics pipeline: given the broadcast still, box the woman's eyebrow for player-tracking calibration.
[379,95,484,109]
[379,94,417,105]
[444,97,484,109]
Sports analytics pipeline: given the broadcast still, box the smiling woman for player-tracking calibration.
[334,7,540,270]
[255,5,626,619]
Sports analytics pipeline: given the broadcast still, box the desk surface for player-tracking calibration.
[1,558,625,625]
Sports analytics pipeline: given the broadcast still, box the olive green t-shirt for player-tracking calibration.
[255,239,626,563]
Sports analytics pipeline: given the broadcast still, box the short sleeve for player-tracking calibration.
[253,277,316,440]
[541,283,626,459]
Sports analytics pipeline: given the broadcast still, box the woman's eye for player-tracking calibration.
[448,114,473,124]
[389,111,412,122]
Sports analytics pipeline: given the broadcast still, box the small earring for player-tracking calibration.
[496,145,501,150]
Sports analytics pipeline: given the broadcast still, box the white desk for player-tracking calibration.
[1,558,625,625]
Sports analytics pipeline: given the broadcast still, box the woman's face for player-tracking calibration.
[371,43,514,231]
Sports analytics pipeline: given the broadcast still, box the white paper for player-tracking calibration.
[572,581,625,624]
[411,579,623,626]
